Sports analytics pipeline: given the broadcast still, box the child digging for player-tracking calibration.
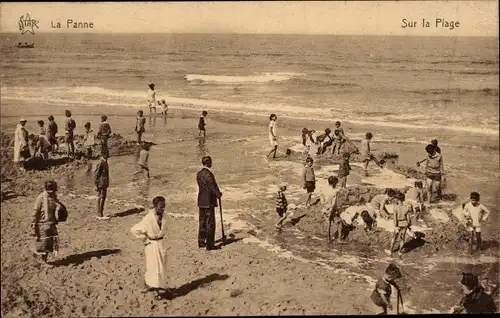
[385,192,412,258]
[133,143,151,179]
[371,263,403,315]
[462,192,491,254]
[275,183,288,229]
[338,152,351,188]
[302,156,316,207]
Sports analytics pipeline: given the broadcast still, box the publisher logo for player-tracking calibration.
[19,13,39,35]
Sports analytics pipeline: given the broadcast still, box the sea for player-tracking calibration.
[1,33,499,313]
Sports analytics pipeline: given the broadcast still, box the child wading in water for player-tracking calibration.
[462,192,491,254]
[302,156,316,207]
[133,143,151,179]
[371,264,403,315]
[267,113,278,159]
[83,122,95,159]
[361,132,373,176]
[135,110,146,143]
[338,152,351,188]
[385,192,412,258]
[198,111,208,137]
[275,184,288,229]
[160,99,168,118]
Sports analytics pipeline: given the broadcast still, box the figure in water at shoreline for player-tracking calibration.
[135,110,146,143]
[147,83,156,117]
[131,196,168,294]
[94,152,110,220]
[198,111,208,138]
[267,114,278,159]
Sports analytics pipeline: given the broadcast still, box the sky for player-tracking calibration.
[1,1,498,36]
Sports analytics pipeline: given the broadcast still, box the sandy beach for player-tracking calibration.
[1,99,498,316]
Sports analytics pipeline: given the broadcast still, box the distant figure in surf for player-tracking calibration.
[361,132,373,176]
[198,111,208,138]
[385,192,412,258]
[133,142,151,179]
[275,184,289,229]
[338,152,351,188]
[64,110,76,158]
[267,114,279,159]
[131,196,168,294]
[417,144,443,204]
[160,99,168,118]
[462,191,491,254]
[47,115,59,154]
[371,263,402,315]
[302,156,316,207]
[147,83,156,117]
[97,115,112,158]
[135,110,146,143]
[82,122,95,160]
[94,152,110,220]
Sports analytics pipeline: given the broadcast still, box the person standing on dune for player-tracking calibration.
[196,156,222,250]
[147,83,157,117]
[267,114,279,159]
[97,115,112,158]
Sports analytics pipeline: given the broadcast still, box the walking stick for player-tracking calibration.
[218,198,227,243]
[396,289,404,314]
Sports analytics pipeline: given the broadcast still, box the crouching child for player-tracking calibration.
[371,264,403,315]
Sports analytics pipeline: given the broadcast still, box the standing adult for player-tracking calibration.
[147,83,157,117]
[131,196,168,293]
[13,118,30,171]
[267,114,278,159]
[64,110,76,158]
[135,110,146,143]
[31,180,67,266]
[47,115,59,154]
[417,144,443,205]
[97,115,112,158]
[94,153,110,220]
[196,156,222,250]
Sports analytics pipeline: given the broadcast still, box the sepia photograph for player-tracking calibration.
[0,1,498,316]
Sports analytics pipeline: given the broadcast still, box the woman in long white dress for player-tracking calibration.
[13,118,29,171]
[131,196,168,293]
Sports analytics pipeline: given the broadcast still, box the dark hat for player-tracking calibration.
[44,180,58,192]
[460,272,479,290]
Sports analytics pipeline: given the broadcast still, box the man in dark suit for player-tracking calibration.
[196,156,222,250]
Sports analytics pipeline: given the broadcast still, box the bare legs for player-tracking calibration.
[267,145,278,159]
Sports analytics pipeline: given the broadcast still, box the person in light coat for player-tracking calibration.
[13,118,29,171]
[131,196,168,293]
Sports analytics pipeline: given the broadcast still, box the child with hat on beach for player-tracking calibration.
[462,192,491,254]
[371,263,403,315]
[275,183,289,229]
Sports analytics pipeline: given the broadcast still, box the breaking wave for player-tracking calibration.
[184,72,305,84]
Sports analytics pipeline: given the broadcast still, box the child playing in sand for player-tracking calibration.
[405,181,424,222]
[336,208,360,244]
[275,184,289,229]
[302,157,316,207]
[371,264,403,315]
[361,132,374,176]
[462,192,491,254]
[385,192,412,258]
[367,188,396,220]
[198,111,208,138]
[338,152,351,188]
[133,143,151,179]
[83,122,95,159]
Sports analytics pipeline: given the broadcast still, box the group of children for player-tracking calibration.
[301,121,348,156]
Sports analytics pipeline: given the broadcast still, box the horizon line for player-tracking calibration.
[1,31,498,38]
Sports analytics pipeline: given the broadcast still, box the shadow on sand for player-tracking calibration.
[155,273,230,300]
[50,249,121,267]
[215,234,243,248]
[111,207,145,218]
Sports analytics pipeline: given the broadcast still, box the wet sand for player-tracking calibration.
[1,101,498,316]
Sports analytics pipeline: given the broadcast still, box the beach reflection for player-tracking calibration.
[196,137,208,157]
